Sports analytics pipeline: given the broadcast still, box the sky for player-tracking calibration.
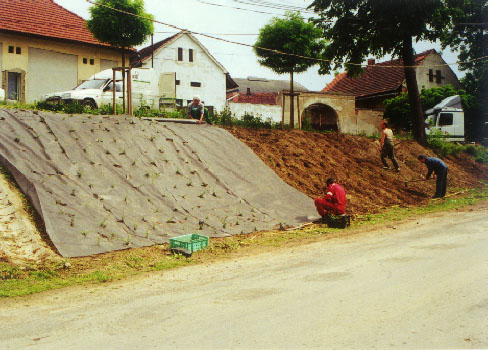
[54,0,463,92]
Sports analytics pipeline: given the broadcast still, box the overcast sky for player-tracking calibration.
[54,0,462,91]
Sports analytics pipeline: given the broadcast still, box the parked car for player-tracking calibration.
[41,68,160,110]
[424,95,465,142]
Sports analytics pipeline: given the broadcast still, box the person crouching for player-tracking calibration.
[314,178,346,219]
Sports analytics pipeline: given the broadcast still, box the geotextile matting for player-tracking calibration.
[0,109,317,257]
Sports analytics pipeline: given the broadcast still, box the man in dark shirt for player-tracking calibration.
[418,155,448,198]
[314,178,347,217]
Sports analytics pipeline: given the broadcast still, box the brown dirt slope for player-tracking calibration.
[226,127,488,214]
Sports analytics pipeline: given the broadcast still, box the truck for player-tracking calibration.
[424,95,465,142]
[41,68,162,110]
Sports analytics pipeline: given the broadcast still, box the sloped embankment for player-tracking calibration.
[227,127,488,214]
[0,109,316,257]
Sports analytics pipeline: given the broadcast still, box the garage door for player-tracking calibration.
[27,48,78,103]
[100,59,119,72]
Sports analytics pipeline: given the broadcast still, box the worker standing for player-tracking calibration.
[418,155,448,198]
[314,178,346,218]
[378,121,400,171]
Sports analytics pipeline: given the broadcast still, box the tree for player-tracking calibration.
[254,12,325,127]
[384,85,474,131]
[440,0,487,141]
[309,0,453,145]
[87,0,154,67]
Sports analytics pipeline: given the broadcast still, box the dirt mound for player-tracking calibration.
[226,127,488,214]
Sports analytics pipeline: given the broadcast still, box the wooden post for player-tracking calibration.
[112,69,116,115]
[122,68,126,114]
[128,67,133,116]
[297,94,301,130]
[281,92,285,130]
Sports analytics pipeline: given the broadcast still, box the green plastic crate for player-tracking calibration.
[169,234,209,254]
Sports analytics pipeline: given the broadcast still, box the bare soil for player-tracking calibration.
[225,127,488,214]
[1,126,487,265]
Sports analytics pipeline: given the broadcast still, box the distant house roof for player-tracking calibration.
[228,92,278,105]
[232,77,309,94]
[322,49,436,98]
[131,31,228,73]
[0,0,116,49]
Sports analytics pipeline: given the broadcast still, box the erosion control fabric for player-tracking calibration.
[0,109,317,257]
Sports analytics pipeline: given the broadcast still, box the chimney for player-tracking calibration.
[367,58,375,66]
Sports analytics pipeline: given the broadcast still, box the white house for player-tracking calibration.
[132,31,236,112]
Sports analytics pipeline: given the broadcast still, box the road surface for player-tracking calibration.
[1,208,487,349]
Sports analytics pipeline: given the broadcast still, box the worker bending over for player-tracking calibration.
[418,155,448,198]
[314,178,346,217]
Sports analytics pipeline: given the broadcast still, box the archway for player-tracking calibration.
[302,103,338,131]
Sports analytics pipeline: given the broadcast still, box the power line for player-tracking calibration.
[84,0,488,69]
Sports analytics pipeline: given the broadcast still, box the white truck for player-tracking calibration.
[41,68,162,110]
[424,95,465,142]
[0,88,5,103]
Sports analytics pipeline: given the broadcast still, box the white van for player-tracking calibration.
[424,95,465,142]
[41,68,160,110]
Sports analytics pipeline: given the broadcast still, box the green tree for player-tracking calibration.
[87,0,154,67]
[254,12,325,127]
[440,0,487,141]
[309,0,453,145]
[383,84,475,131]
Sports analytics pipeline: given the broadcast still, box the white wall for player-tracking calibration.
[228,102,282,123]
[142,34,227,111]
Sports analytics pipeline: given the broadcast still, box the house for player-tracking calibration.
[131,31,237,112]
[0,0,126,104]
[322,49,462,110]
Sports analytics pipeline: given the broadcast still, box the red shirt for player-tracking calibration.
[325,183,346,214]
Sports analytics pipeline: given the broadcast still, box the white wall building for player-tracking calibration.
[133,31,233,112]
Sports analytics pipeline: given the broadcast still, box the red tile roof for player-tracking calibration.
[228,92,278,105]
[322,49,436,97]
[0,0,113,48]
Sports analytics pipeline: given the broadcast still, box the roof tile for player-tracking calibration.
[322,49,436,97]
[0,0,112,48]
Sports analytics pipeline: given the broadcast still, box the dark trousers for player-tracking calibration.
[434,168,448,198]
[381,143,399,170]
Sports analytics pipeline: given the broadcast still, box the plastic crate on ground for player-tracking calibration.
[169,234,209,255]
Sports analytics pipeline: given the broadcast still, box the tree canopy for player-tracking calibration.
[309,0,453,144]
[254,12,325,127]
[254,12,324,75]
[87,0,154,51]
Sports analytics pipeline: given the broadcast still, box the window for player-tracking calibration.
[8,46,14,54]
[438,113,453,126]
[428,69,434,82]
[7,72,21,100]
[435,70,442,84]
[189,49,193,62]
[176,99,183,107]
[175,80,180,85]
[16,47,21,55]
[104,81,122,92]
[178,47,183,61]
[190,82,201,87]
[89,59,94,65]
[83,58,88,64]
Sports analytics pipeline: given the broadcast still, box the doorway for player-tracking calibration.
[302,103,338,131]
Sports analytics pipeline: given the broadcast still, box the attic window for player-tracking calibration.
[190,82,201,87]
[435,70,442,84]
[90,59,94,65]
[178,47,183,61]
[16,47,21,55]
[83,58,88,64]
[189,49,194,62]
[8,46,14,54]
[428,69,434,82]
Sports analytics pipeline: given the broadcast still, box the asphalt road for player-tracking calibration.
[1,208,487,349]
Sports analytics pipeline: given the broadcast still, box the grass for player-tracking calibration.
[1,186,486,298]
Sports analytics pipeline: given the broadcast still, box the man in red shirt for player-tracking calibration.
[314,178,346,217]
